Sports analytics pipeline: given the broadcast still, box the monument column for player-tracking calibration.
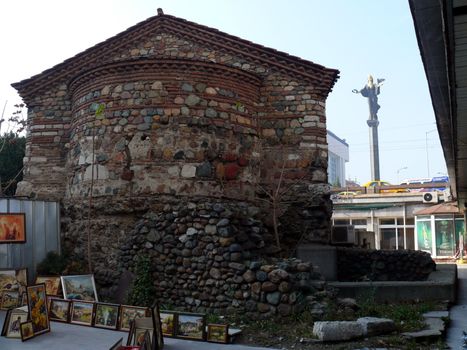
[367,119,380,181]
[353,75,384,181]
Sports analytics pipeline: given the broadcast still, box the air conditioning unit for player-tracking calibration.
[422,192,438,203]
[331,225,355,245]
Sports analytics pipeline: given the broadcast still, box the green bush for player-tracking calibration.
[126,256,155,307]
[36,251,68,275]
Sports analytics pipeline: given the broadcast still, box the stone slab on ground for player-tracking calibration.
[356,317,396,336]
[423,310,449,318]
[312,321,364,341]
[402,315,446,340]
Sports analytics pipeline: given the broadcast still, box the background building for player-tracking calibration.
[327,130,349,187]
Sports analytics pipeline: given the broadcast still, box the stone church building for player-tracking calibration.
[13,10,339,313]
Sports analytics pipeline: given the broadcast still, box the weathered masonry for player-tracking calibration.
[13,10,339,314]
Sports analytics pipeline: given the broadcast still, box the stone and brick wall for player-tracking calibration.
[13,12,339,316]
[336,247,436,281]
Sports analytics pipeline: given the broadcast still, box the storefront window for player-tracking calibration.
[435,219,455,256]
[380,228,396,249]
[416,220,432,253]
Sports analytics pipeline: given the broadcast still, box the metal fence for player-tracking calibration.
[0,198,60,283]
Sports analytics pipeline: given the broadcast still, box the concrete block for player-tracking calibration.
[296,244,337,280]
[312,321,364,341]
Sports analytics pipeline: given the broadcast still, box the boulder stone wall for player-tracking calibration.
[62,197,328,317]
[336,247,436,282]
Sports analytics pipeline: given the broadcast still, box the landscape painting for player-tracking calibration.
[176,313,205,340]
[94,303,119,330]
[119,305,148,331]
[0,213,26,243]
[160,311,176,337]
[61,274,98,301]
[70,301,94,326]
[49,299,70,322]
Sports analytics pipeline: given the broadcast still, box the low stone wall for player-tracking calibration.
[112,201,326,318]
[336,247,436,282]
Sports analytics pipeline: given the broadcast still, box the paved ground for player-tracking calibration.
[0,311,275,350]
[446,264,467,349]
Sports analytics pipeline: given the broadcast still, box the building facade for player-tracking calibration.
[327,130,349,187]
[12,10,339,312]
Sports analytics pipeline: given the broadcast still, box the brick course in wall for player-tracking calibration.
[13,10,339,316]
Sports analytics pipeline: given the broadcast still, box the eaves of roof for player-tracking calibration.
[12,10,340,101]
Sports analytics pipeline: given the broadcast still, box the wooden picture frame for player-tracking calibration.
[20,320,35,341]
[1,309,12,336]
[119,305,148,331]
[0,290,19,310]
[6,309,29,338]
[159,311,176,338]
[0,213,26,243]
[61,274,98,301]
[207,323,229,343]
[70,300,95,326]
[94,302,120,330]
[27,283,50,336]
[175,312,205,341]
[49,298,71,323]
[20,292,28,306]
[35,276,62,296]
[126,319,136,346]
[109,337,123,350]
[150,301,163,350]
[0,268,28,295]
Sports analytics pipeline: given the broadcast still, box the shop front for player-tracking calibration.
[414,203,465,258]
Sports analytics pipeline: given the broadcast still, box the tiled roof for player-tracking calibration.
[12,9,339,100]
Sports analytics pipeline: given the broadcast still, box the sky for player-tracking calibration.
[0,0,447,185]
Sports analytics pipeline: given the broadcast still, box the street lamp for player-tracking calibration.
[425,129,437,178]
[396,166,408,184]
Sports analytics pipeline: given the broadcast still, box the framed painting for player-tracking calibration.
[175,312,205,341]
[160,311,176,337]
[94,302,120,330]
[49,298,71,323]
[70,300,95,326]
[35,276,62,296]
[0,213,26,243]
[46,295,62,312]
[20,321,35,341]
[6,310,29,338]
[27,283,50,335]
[128,317,154,348]
[139,330,152,350]
[119,305,149,331]
[0,268,28,295]
[151,301,163,349]
[61,274,98,301]
[1,290,19,310]
[207,323,229,343]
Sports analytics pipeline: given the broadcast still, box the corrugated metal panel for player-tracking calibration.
[0,199,60,284]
